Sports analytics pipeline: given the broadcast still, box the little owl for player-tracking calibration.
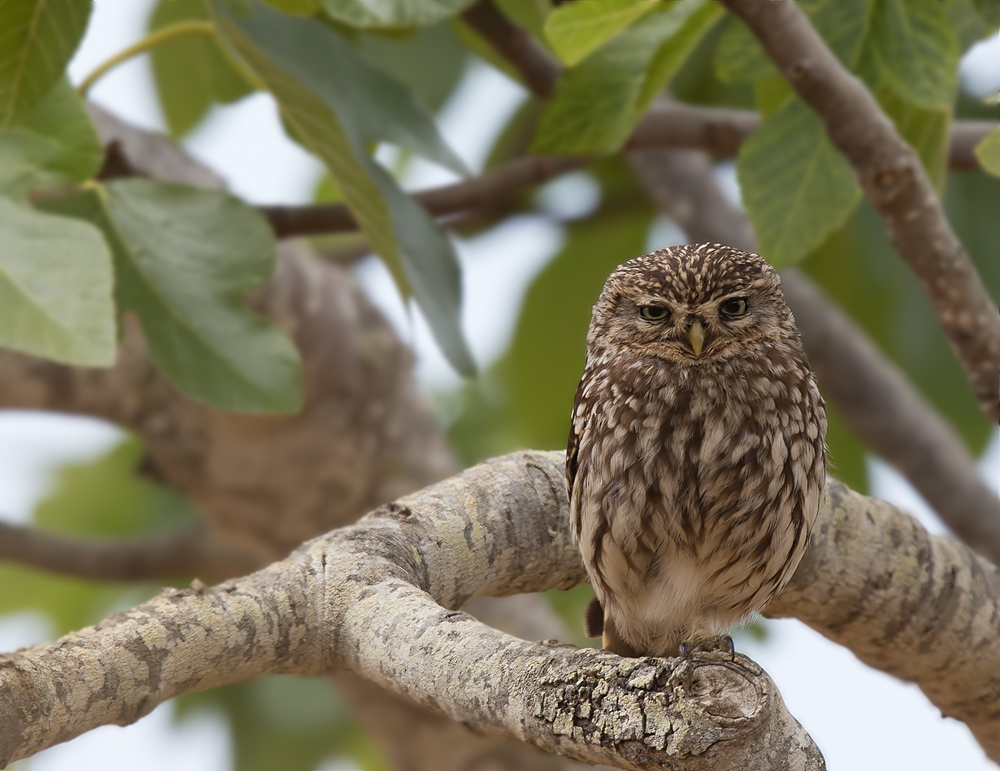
[567,243,826,657]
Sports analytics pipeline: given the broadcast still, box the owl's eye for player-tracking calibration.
[638,305,670,321]
[719,298,748,317]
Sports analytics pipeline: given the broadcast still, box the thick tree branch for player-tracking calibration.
[718,0,1000,421]
[0,452,826,769]
[630,148,1000,563]
[0,523,259,583]
[4,453,997,766]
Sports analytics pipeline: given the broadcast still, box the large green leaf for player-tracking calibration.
[0,0,91,126]
[976,127,1000,177]
[357,23,467,112]
[738,97,862,268]
[0,78,102,200]
[736,99,861,268]
[867,0,959,110]
[44,181,304,413]
[322,0,477,29]
[149,0,254,137]
[0,198,114,366]
[533,0,722,155]
[216,2,475,375]
[544,0,660,66]
[716,0,959,112]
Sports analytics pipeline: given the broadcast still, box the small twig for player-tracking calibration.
[0,522,260,583]
[718,0,1000,422]
[77,21,216,96]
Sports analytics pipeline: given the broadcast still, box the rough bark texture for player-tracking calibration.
[1,452,827,769]
[4,452,996,766]
[717,0,1000,422]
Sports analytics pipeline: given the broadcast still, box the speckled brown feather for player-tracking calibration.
[567,243,826,657]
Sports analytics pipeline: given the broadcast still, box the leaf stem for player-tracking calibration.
[77,21,217,97]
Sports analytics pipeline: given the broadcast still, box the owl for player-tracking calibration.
[566,243,826,658]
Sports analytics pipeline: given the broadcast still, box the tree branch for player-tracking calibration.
[629,147,1000,564]
[4,452,998,766]
[0,523,259,583]
[259,155,588,238]
[0,452,827,769]
[717,0,1000,422]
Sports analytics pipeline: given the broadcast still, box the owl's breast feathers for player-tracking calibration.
[567,346,825,649]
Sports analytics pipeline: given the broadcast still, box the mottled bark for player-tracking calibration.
[4,452,996,767]
[0,452,825,769]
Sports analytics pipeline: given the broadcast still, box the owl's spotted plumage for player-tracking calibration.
[566,243,826,657]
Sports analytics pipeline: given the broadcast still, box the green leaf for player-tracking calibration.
[150,0,254,137]
[971,0,1000,27]
[975,128,1000,177]
[216,2,475,375]
[534,0,722,155]
[0,79,103,200]
[322,0,478,29]
[544,0,660,66]
[0,198,115,366]
[264,0,322,14]
[867,0,959,109]
[737,97,861,268]
[0,0,91,126]
[878,86,949,191]
[44,181,304,413]
[713,15,775,84]
[357,23,467,112]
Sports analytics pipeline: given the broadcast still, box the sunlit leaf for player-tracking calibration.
[737,97,861,268]
[0,79,102,200]
[544,0,659,66]
[0,0,91,126]
[0,198,114,366]
[43,181,304,413]
[322,0,477,29]
[534,0,722,154]
[975,127,1000,177]
[149,0,254,137]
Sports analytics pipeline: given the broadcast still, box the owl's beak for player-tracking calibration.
[687,320,706,357]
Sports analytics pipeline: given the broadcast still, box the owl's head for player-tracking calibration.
[588,243,793,364]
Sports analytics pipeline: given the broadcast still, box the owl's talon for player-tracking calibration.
[678,635,736,659]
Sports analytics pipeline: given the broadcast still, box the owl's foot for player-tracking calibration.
[679,635,736,661]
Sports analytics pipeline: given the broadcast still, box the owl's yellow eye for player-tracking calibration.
[639,305,670,321]
[720,298,748,317]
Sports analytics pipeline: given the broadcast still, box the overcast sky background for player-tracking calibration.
[1,2,998,769]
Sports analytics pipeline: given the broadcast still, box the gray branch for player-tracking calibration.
[4,452,998,767]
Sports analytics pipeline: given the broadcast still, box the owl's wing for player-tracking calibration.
[565,377,589,505]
